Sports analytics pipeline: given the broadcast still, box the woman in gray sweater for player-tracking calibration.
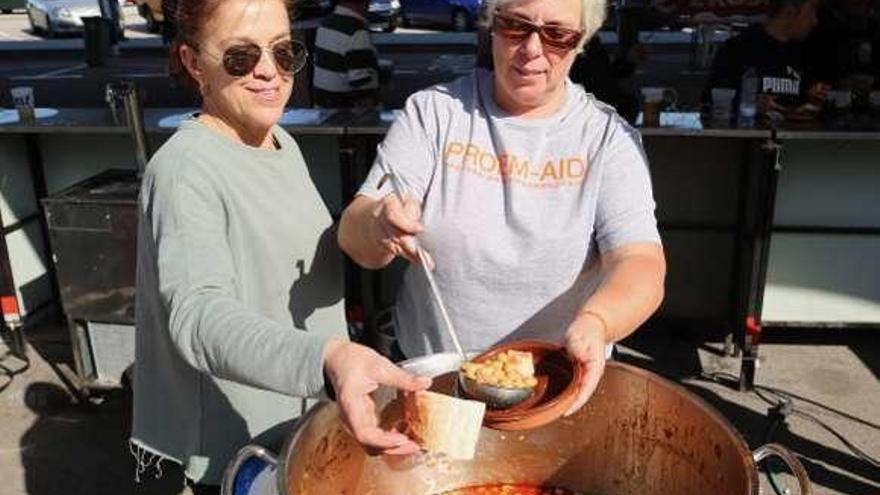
[130,0,429,492]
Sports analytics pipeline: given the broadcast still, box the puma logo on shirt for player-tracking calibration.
[761,66,802,96]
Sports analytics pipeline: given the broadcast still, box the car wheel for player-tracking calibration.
[1,9,12,14]
[383,14,399,33]
[45,14,56,38]
[141,5,158,33]
[451,9,470,32]
[27,11,39,33]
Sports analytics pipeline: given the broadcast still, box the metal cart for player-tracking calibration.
[41,169,140,391]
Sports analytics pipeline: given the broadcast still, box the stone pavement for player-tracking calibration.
[1,315,878,495]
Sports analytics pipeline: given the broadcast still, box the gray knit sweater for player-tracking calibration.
[131,119,346,484]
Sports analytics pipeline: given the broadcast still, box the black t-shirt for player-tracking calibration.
[704,25,812,107]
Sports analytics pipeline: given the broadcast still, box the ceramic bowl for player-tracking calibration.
[462,340,584,431]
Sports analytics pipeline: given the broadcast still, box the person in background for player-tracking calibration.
[569,37,643,122]
[703,0,827,116]
[805,0,879,90]
[339,0,666,417]
[312,0,380,107]
[130,0,429,493]
[162,0,178,45]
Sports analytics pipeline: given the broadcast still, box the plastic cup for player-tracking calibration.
[640,87,677,127]
[710,88,736,123]
[870,91,880,110]
[641,87,665,103]
[10,86,35,125]
[827,90,852,110]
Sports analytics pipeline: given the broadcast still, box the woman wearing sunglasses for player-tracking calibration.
[340,0,666,418]
[130,0,431,492]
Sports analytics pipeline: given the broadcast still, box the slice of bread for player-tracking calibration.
[507,350,535,378]
[404,390,486,460]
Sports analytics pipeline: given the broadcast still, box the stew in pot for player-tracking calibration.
[439,485,584,495]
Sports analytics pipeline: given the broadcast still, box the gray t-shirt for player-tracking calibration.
[359,69,660,358]
[132,119,346,483]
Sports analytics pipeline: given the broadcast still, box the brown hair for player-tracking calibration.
[168,0,295,88]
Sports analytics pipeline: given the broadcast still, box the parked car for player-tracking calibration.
[294,0,331,18]
[27,0,124,38]
[0,0,26,14]
[133,0,161,32]
[368,0,401,32]
[401,0,481,31]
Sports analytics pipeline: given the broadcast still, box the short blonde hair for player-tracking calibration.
[480,0,607,53]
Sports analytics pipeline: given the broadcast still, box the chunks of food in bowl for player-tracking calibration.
[438,484,585,494]
[461,350,539,389]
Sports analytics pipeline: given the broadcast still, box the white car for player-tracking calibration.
[27,0,124,38]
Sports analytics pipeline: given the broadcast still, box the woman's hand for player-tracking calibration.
[370,194,433,268]
[562,311,608,416]
[805,82,830,106]
[758,93,785,117]
[323,339,431,456]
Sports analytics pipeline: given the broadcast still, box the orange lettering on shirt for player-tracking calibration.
[444,142,464,167]
[566,158,586,179]
[539,160,560,181]
[479,151,498,173]
[509,155,530,178]
[498,154,509,177]
[463,144,480,168]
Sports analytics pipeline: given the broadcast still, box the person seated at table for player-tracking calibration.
[805,0,879,90]
[312,0,380,108]
[703,0,828,118]
[162,0,178,45]
[339,0,666,417]
[569,37,644,123]
[131,0,430,492]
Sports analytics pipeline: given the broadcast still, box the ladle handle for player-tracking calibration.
[752,443,812,495]
[415,247,466,360]
[221,445,278,495]
[378,168,468,362]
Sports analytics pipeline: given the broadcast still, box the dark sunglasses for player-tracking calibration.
[204,39,308,77]
[492,11,583,52]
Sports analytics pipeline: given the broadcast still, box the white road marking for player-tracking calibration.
[124,72,169,78]
[10,74,84,80]
[10,63,87,80]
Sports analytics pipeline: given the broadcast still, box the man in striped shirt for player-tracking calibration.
[313,0,380,107]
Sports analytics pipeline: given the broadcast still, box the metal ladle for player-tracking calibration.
[376,164,533,409]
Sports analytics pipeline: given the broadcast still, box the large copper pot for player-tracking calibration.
[224,354,811,495]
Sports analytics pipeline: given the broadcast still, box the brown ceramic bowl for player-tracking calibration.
[464,340,584,431]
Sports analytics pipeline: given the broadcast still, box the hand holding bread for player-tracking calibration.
[323,339,432,456]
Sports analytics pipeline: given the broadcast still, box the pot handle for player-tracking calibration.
[752,443,812,495]
[221,445,279,495]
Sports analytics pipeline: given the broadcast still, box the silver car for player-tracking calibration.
[368,0,402,32]
[27,0,124,38]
